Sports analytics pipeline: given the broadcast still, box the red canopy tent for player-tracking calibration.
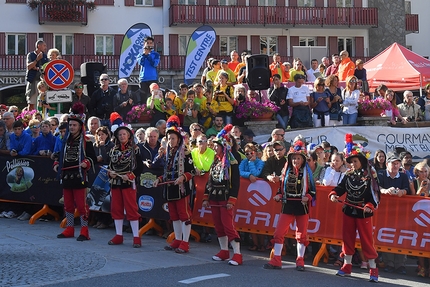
[364,42,430,93]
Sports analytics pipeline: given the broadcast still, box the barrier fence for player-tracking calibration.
[1,155,429,265]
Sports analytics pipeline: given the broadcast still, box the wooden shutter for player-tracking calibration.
[27,33,37,53]
[328,36,337,57]
[114,34,123,55]
[237,0,246,5]
[289,0,297,6]
[84,34,95,55]
[237,36,247,54]
[74,34,85,54]
[43,33,53,51]
[153,0,163,7]
[289,36,299,57]
[315,0,324,7]
[94,0,114,5]
[278,36,287,55]
[355,0,362,7]
[0,33,5,55]
[316,36,326,46]
[153,35,163,54]
[5,0,26,3]
[249,0,257,6]
[170,0,178,4]
[169,34,179,55]
[355,37,364,57]
[276,0,284,6]
[250,35,260,54]
[210,36,219,56]
[327,0,336,7]
[209,0,217,5]
[124,0,134,6]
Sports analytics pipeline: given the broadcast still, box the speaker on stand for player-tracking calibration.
[245,54,271,95]
[80,62,107,98]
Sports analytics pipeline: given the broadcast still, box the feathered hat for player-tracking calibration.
[68,102,86,125]
[166,115,183,141]
[212,124,234,148]
[212,124,237,181]
[287,140,308,161]
[344,133,371,163]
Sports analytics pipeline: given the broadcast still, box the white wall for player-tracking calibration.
[406,0,430,58]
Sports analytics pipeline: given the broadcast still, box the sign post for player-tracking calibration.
[44,59,75,113]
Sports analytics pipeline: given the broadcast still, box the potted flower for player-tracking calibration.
[358,97,392,117]
[16,110,37,128]
[126,104,154,123]
[235,101,280,120]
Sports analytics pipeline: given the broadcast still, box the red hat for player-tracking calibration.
[0,104,7,110]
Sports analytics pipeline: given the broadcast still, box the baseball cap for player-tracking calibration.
[0,104,7,110]
[221,59,228,64]
[386,152,401,163]
[243,129,255,137]
[273,141,285,148]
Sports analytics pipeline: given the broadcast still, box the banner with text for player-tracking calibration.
[184,25,216,85]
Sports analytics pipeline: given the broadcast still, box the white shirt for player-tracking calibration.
[287,85,310,103]
[306,68,319,83]
[323,166,345,186]
[342,89,360,114]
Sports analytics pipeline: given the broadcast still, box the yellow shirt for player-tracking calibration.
[191,147,215,172]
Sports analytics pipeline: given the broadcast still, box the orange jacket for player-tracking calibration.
[337,57,355,81]
[269,62,289,82]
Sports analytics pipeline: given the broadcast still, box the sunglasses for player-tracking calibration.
[274,148,284,152]
[245,152,254,156]
[193,128,201,131]
[11,110,18,112]
[0,109,6,112]
[317,84,325,87]
[75,85,83,89]
[275,134,285,136]
[349,80,357,83]
[324,149,331,153]
[101,78,109,81]
[51,123,58,127]
[198,140,207,143]
[30,125,40,129]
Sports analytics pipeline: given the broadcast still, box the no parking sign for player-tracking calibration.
[44,59,74,90]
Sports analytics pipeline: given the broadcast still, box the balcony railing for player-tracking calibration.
[405,14,419,32]
[0,54,372,73]
[38,3,88,25]
[169,5,378,27]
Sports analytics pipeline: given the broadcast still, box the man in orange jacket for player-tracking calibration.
[269,53,289,83]
[337,50,355,81]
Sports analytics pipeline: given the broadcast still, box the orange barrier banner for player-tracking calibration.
[193,176,430,253]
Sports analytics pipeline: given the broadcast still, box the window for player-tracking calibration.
[54,35,73,55]
[179,35,190,56]
[218,0,237,5]
[135,0,153,5]
[336,0,353,7]
[405,1,411,13]
[260,36,277,55]
[338,37,353,56]
[178,0,196,4]
[7,34,26,55]
[297,0,315,7]
[299,37,315,46]
[220,36,237,56]
[95,35,114,55]
[258,0,276,6]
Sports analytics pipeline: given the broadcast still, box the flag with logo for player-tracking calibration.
[118,23,152,78]
[184,25,216,85]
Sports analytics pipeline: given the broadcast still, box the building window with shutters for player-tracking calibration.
[179,35,190,56]
[54,35,73,55]
[95,35,114,55]
[297,0,315,7]
[338,37,354,56]
[299,37,315,46]
[220,36,237,56]
[7,34,26,55]
[135,0,153,5]
[260,36,277,55]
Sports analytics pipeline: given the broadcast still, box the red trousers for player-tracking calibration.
[273,213,309,246]
[168,196,192,222]
[342,213,378,259]
[111,186,140,221]
[63,188,88,218]
[210,200,240,242]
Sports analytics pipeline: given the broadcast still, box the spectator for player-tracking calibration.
[32,120,55,156]
[147,83,166,127]
[135,128,146,144]
[382,89,406,125]
[325,54,340,77]
[398,90,422,122]
[139,127,163,176]
[416,83,430,120]
[174,83,188,125]
[0,120,10,153]
[313,145,326,167]
[189,123,204,149]
[308,149,325,185]
[241,129,257,149]
[239,143,265,183]
[201,58,214,88]
[310,77,332,127]
[261,141,287,183]
[25,40,48,110]
[8,106,19,119]
[206,59,222,85]
[206,115,224,138]
[372,149,387,172]
[216,59,236,86]
[137,36,160,102]
[182,90,199,133]
[287,74,312,128]
[10,120,32,156]
[27,119,41,138]
[377,152,409,274]
[163,98,176,118]
[270,53,289,83]
[321,57,330,72]
[234,52,248,77]
[94,126,114,165]
[228,50,240,72]
[47,116,59,136]
[306,59,319,83]
[52,122,68,160]
[289,58,306,82]
[337,50,355,81]
[411,161,429,197]
[399,151,415,180]
[232,84,247,127]
[191,134,215,176]
[86,116,101,143]
[155,119,166,141]
[36,80,54,119]
[261,142,274,161]
[89,74,115,127]
[2,112,14,134]
[323,152,346,186]
[326,75,343,126]
[32,112,43,122]
[0,104,8,119]
[113,78,139,121]
[270,128,290,151]
[213,74,235,125]
[354,59,368,92]
[269,74,289,130]
[68,82,90,115]
[342,76,360,125]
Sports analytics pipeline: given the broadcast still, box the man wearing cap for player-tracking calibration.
[329,134,380,282]
[240,129,257,150]
[216,59,236,86]
[377,151,409,274]
[264,139,316,271]
[54,102,96,241]
[261,141,287,183]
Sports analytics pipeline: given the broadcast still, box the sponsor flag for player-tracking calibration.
[184,25,216,85]
[118,23,152,78]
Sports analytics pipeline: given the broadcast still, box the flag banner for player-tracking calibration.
[119,23,152,79]
[184,25,216,85]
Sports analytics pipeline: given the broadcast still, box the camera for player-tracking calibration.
[407,116,414,122]
[238,93,245,102]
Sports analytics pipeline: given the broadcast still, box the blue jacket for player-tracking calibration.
[32,132,56,155]
[239,158,265,178]
[10,132,32,156]
[137,51,160,82]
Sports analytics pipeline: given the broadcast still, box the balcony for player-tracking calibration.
[169,5,378,27]
[38,2,88,25]
[405,14,419,33]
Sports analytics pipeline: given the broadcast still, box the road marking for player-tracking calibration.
[179,273,230,284]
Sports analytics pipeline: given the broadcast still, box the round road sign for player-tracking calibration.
[44,59,74,90]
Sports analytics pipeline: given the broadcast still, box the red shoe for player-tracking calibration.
[336,263,352,276]
[108,234,124,245]
[57,226,74,238]
[228,253,243,266]
[175,241,189,253]
[133,237,142,248]
[77,226,90,241]
[296,256,305,271]
[369,267,379,282]
[164,239,181,250]
[263,255,282,269]
[212,250,230,261]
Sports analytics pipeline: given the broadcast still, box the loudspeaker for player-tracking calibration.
[246,54,271,90]
[80,62,107,97]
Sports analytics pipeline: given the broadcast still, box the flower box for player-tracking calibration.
[28,0,96,25]
[235,101,280,119]
[126,104,154,123]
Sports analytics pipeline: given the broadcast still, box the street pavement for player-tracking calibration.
[0,218,428,287]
